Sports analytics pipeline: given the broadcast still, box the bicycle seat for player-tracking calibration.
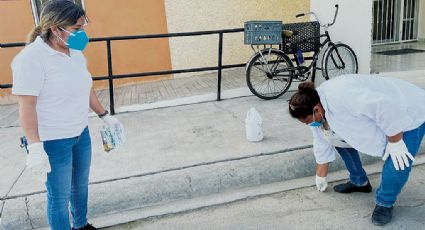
[282,30,299,38]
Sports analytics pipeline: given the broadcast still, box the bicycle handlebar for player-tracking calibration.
[328,4,339,27]
[295,4,339,28]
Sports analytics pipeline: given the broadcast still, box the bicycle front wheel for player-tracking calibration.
[246,49,294,100]
[323,43,358,80]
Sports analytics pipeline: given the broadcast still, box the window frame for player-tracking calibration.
[30,0,85,25]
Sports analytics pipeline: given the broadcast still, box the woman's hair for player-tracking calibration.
[27,0,87,43]
[288,81,320,119]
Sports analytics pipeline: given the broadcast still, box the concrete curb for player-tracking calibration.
[99,154,425,229]
[1,143,424,230]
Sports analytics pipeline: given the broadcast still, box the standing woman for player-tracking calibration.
[288,74,425,226]
[11,1,121,229]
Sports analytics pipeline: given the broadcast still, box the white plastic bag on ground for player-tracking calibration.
[245,107,263,142]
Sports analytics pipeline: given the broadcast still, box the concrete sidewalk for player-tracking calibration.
[0,71,424,229]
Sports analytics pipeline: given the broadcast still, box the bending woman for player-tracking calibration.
[288,74,425,226]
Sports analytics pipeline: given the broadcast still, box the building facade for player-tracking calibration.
[0,0,310,101]
[11,0,424,103]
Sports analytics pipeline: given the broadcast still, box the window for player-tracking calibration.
[31,0,85,25]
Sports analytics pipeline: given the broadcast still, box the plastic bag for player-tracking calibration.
[245,107,263,142]
[100,124,125,152]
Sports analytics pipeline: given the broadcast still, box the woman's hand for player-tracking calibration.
[383,139,414,170]
[315,175,328,192]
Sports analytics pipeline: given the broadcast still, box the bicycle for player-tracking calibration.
[244,4,358,100]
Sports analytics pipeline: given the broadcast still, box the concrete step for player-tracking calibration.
[2,145,424,230]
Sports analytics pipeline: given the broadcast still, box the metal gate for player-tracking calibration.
[373,0,420,45]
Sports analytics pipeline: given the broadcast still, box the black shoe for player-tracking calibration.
[333,181,372,193]
[372,204,393,226]
[72,223,97,230]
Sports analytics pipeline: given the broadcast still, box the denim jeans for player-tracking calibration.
[43,127,92,230]
[376,122,425,207]
[335,147,369,186]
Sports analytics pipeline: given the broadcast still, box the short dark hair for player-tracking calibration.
[288,81,320,119]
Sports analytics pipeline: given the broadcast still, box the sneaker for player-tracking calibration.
[372,204,393,226]
[333,181,372,193]
[72,223,97,230]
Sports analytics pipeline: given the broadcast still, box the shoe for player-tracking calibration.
[371,204,393,226]
[72,223,97,230]
[333,181,372,193]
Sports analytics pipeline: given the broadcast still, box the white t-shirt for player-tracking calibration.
[12,36,93,141]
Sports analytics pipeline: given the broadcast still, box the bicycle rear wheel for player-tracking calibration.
[323,43,358,80]
[246,49,294,100]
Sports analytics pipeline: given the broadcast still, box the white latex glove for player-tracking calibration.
[315,175,328,192]
[27,142,51,182]
[383,140,415,171]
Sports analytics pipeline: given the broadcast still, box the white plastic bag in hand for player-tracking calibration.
[245,107,263,142]
[100,115,126,152]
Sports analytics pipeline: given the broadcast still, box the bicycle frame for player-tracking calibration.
[248,5,348,82]
[244,4,357,100]
[277,29,346,83]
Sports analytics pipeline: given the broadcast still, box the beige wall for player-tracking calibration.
[1,0,310,101]
[164,0,310,77]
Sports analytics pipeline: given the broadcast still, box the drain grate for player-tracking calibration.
[375,48,425,55]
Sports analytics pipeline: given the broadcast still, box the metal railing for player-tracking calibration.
[0,28,246,114]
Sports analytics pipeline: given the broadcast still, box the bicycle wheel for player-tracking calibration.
[246,49,294,100]
[323,43,358,80]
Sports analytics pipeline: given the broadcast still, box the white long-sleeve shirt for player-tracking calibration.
[312,74,425,163]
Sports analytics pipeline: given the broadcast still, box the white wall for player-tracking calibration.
[311,0,372,74]
[419,0,425,41]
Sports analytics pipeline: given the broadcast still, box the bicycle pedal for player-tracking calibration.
[298,66,309,72]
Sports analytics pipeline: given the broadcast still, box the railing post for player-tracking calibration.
[106,40,115,115]
[217,32,223,101]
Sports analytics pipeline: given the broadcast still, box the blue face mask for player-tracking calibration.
[59,28,89,51]
[308,109,323,127]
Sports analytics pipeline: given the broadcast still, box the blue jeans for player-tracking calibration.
[43,127,92,230]
[335,147,369,186]
[336,122,425,208]
[376,122,425,207]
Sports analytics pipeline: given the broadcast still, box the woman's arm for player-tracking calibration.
[89,88,106,115]
[316,163,329,177]
[388,132,403,143]
[18,96,40,144]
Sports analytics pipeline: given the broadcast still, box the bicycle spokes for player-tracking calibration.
[246,49,294,99]
[325,45,357,77]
